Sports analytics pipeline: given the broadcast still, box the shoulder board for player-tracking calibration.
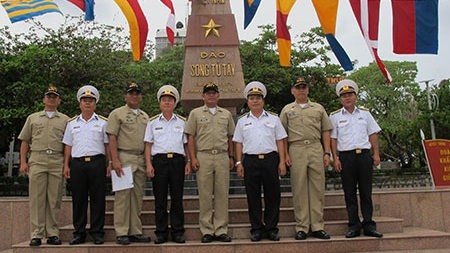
[330,109,340,115]
[98,115,108,121]
[267,111,278,116]
[237,112,249,119]
[358,106,369,111]
[67,115,78,122]
[176,114,186,121]
[148,114,159,121]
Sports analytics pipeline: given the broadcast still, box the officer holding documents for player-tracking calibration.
[233,81,287,242]
[107,82,151,245]
[144,85,190,244]
[330,79,383,238]
[63,85,110,245]
[18,86,69,247]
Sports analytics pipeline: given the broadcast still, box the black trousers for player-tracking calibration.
[243,152,280,234]
[339,150,376,231]
[151,153,186,237]
[69,154,106,238]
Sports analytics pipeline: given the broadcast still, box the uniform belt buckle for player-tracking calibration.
[167,153,174,158]
[258,154,265,159]
[46,149,53,155]
[355,149,362,154]
[303,140,311,144]
[84,156,91,162]
[211,150,218,155]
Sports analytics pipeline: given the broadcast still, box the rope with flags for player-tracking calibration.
[160,0,175,46]
[1,0,61,23]
[67,0,94,21]
[349,0,392,83]
[276,0,296,67]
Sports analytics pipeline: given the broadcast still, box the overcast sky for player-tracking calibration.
[1,0,448,85]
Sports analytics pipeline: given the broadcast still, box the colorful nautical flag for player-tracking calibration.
[244,0,261,29]
[391,0,438,54]
[311,0,353,71]
[160,0,175,46]
[115,0,149,61]
[67,0,94,21]
[1,0,61,23]
[276,0,296,67]
[349,0,392,83]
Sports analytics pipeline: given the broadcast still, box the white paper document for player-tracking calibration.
[111,166,134,192]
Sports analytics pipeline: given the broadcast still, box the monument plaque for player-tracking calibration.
[181,0,246,114]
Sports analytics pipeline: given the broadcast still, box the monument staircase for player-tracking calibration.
[11,172,450,253]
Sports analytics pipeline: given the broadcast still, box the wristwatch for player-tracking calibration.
[235,161,242,166]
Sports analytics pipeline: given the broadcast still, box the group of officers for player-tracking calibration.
[18,76,382,247]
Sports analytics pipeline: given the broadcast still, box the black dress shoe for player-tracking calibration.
[47,236,62,245]
[345,230,361,238]
[215,234,232,242]
[295,231,307,240]
[311,230,331,240]
[29,238,41,246]
[250,232,262,242]
[267,231,280,241]
[201,234,214,243]
[93,237,104,245]
[116,236,130,245]
[69,236,86,245]
[172,234,186,243]
[129,234,151,243]
[154,235,168,244]
[364,230,383,238]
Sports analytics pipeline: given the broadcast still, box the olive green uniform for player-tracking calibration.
[18,110,68,239]
[185,106,235,236]
[280,101,333,233]
[106,105,149,237]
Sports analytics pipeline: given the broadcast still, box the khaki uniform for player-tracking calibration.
[185,106,235,236]
[280,101,332,232]
[106,105,149,236]
[18,110,68,239]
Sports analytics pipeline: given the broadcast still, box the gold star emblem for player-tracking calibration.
[202,19,222,38]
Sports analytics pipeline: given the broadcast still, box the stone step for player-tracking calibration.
[104,193,346,211]
[12,227,450,253]
[103,205,349,225]
[58,216,403,242]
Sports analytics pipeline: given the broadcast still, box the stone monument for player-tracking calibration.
[181,0,246,115]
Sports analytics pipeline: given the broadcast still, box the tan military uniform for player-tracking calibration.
[106,105,149,236]
[18,110,68,239]
[185,105,235,236]
[280,101,333,233]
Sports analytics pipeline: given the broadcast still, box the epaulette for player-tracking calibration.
[358,106,369,111]
[148,114,159,122]
[237,112,249,119]
[67,115,78,122]
[176,114,186,121]
[98,115,108,121]
[267,111,278,116]
[330,109,340,115]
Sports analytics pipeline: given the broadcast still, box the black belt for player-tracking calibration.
[72,154,105,162]
[244,151,277,160]
[153,153,184,159]
[339,149,370,155]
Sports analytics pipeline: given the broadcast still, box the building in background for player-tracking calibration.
[154,21,186,58]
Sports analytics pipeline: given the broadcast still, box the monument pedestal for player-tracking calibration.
[181,0,245,114]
